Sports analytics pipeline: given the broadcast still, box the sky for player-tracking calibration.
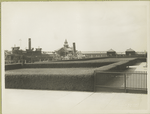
[2,1,149,52]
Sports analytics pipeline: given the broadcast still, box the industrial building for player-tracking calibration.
[5,38,53,64]
[5,38,147,63]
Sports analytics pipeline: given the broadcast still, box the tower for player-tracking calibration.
[73,42,76,56]
[29,38,31,50]
[64,39,69,48]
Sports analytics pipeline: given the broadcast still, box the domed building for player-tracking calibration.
[63,39,74,54]
[55,39,76,58]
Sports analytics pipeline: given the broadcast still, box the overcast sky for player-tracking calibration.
[2,1,148,52]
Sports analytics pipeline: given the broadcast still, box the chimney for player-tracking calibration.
[29,38,31,50]
[73,42,76,55]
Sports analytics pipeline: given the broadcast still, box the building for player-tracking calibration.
[5,38,54,63]
[81,51,107,58]
[25,38,42,55]
[55,39,76,57]
[107,49,116,57]
[136,51,147,57]
[5,50,13,64]
[125,48,136,56]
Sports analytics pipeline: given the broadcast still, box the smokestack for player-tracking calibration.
[29,38,31,50]
[73,42,76,55]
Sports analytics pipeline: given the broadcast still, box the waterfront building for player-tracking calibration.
[125,48,136,56]
[107,49,116,57]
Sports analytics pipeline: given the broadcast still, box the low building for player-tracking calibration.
[125,48,136,56]
[136,51,147,57]
[107,49,116,57]
[81,51,107,58]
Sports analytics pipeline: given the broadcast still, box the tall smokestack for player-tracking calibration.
[29,38,31,50]
[73,42,76,55]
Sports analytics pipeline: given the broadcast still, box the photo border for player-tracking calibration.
[0,1,150,114]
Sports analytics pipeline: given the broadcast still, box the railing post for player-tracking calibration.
[124,73,127,93]
[93,71,96,92]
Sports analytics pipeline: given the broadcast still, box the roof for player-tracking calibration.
[36,48,42,51]
[12,47,20,50]
[136,51,146,54]
[126,48,135,52]
[55,47,73,52]
[107,49,116,52]
[66,47,73,51]
[42,51,53,54]
[55,47,63,52]
[81,51,107,54]
[5,50,12,55]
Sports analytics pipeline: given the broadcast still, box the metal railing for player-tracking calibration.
[94,71,147,93]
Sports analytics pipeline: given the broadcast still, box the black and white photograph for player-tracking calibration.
[1,1,150,114]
